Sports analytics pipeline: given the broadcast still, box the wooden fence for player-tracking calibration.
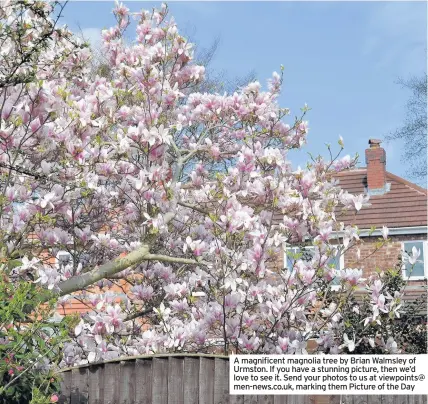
[58,354,427,404]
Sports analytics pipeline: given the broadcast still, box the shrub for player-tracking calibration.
[334,263,427,354]
[0,262,72,404]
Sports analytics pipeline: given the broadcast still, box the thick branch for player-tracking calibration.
[145,253,204,265]
[56,245,150,296]
[56,246,203,297]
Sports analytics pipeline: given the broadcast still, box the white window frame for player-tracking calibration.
[192,291,206,297]
[283,244,345,291]
[55,250,73,270]
[401,240,427,280]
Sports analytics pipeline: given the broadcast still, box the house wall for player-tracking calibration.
[344,234,427,284]
[344,238,401,274]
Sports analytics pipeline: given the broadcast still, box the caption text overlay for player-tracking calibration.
[230,355,428,395]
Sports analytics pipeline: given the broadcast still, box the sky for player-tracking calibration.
[61,1,427,185]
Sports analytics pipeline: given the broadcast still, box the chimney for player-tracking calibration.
[365,139,389,195]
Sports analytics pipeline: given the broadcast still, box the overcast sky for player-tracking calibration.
[62,1,427,185]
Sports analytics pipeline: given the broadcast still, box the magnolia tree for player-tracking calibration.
[0,0,420,367]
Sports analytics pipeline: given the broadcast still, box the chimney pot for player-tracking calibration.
[369,139,382,148]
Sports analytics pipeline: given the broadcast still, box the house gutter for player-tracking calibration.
[333,226,427,238]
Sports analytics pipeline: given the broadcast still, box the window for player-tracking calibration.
[285,245,315,270]
[402,240,427,279]
[284,244,344,288]
[56,251,72,270]
[326,252,343,287]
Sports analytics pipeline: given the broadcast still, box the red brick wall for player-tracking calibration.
[344,234,426,280]
[344,238,402,277]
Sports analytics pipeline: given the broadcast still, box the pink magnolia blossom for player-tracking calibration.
[105,305,124,333]
[338,268,363,286]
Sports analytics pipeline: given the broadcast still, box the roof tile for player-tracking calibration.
[334,169,427,228]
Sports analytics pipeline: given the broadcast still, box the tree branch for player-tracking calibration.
[177,201,209,215]
[125,307,155,322]
[55,245,204,297]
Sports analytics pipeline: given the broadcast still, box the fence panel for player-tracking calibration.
[58,355,425,404]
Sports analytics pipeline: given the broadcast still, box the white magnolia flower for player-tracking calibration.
[381,226,389,240]
[402,246,421,266]
[340,333,356,352]
[18,256,40,271]
[385,337,399,353]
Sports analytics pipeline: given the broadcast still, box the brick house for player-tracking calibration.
[336,139,426,280]
[280,138,427,288]
[279,138,427,404]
